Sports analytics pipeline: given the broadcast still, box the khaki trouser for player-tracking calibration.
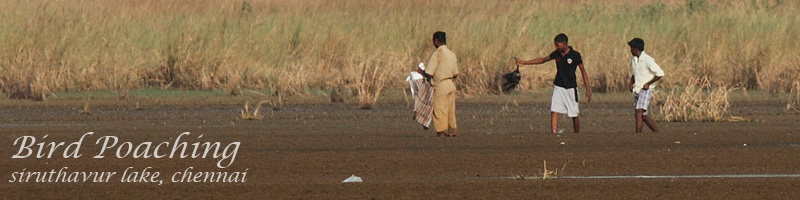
[433,90,457,134]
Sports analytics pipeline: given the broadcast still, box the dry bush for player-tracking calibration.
[240,100,270,120]
[461,63,498,94]
[0,68,48,101]
[0,48,52,101]
[762,66,800,96]
[357,59,388,109]
[659,77,734,122]
[788,81,800,111]
[145,42,224,90]
[591,69,629,93]
[328,79,349,103]
[729,48,766,90]
[80,96,92,115]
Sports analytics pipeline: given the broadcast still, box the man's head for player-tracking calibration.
[554,33,569,53]
[628,38,645,57]
[433,31,447,48]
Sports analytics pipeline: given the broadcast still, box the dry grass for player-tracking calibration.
[514,160,568,181]
[357,59,388,109]
[0,0,798,102]
[659,78,735,122]
[788,81,800,112]
[80,97,92,115]
[0,61,49,101]
[240,100,269,120]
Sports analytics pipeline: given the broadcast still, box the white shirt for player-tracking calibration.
[631,51,665,94]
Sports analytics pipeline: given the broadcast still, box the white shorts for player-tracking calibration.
[551,86,579,117]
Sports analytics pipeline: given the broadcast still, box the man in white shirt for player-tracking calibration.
[628,38,664,133]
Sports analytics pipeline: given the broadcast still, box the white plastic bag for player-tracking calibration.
[341,174,363,183]
[406,62,426,96]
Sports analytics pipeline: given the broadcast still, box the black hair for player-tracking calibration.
[554,33,568,44]
[628,38,645,51]
[433,31,446,44]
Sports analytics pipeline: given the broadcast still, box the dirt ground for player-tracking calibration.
[1,92,799,199]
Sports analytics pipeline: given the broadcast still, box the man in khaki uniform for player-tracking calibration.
[417,31,459,137]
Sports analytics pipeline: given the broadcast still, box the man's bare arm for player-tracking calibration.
[579,64,591,103]
[642,76,662,90]
[516,57,552,66]
[629,75,635,92]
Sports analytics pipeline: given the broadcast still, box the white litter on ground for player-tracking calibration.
[342,174,363,183]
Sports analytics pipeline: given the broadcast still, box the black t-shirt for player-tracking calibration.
[548,46,583,88]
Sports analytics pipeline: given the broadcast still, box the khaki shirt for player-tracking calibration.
[425,45,459,94]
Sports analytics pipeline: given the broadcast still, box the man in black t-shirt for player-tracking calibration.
[516,33,592,134]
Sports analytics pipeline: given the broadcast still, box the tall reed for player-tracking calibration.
[0,0,797,102]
